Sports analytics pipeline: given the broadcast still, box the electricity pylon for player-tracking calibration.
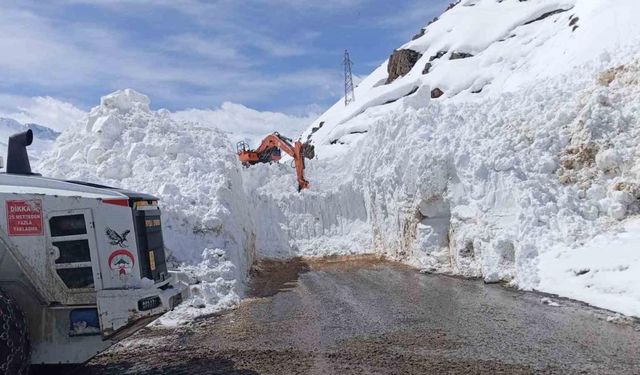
[343,50,356,106]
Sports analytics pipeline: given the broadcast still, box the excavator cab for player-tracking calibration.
[260,147,281,163]
[237,141,282,166]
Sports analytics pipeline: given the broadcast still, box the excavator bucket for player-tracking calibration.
[304,143,315,159]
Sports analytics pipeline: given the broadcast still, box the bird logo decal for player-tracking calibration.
[105,227,130,247]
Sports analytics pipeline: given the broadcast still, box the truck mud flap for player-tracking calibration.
[106,314,159,342]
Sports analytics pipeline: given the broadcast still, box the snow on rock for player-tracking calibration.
[304,0,640,147]
[38,89,256,324]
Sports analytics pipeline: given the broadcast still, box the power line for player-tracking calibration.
[343,50,356,106]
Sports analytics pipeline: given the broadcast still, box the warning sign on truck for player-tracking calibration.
[6,199,43,236]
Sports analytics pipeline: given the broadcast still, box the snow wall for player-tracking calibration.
[39,89,257,322]
[247,0,640,317]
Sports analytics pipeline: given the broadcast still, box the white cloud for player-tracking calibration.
[172,102,316,146]
[0,9,98,86]
[59,0,368,15]
[0,0,445,112]
[253,0,371,13]
[0,95,86,131]
[0,2,334,109]
[163,34,247,64]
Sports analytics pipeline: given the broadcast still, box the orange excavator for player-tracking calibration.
[237,132,315,191]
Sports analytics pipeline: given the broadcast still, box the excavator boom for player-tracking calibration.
[237,132,315,191]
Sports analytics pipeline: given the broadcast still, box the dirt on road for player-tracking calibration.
[35,256,640,374]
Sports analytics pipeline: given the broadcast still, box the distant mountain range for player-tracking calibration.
[0,117,60,142]
[0,117,60,162]
[26,123,61,141]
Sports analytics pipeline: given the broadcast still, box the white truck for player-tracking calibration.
[0,130,188,373]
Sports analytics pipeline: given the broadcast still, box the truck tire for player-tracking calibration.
[0,289,29,375]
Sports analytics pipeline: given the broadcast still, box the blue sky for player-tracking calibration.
[0,0,449,116]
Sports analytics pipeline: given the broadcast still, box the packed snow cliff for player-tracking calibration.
[39,89,257,323]
[251,0,640,317]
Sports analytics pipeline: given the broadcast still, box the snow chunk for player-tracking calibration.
[595,149,622,172]
[156,248,240,326]
[606,313,634,325]
[541,297,561,307]
[100,89,151,113]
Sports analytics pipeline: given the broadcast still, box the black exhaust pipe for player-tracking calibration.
[6,130,33,175]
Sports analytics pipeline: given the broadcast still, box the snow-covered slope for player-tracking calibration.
[305,0,640,148]
[249,0,640,317]
[0,118,27,134]
[0,117,59,162]
[26,123,61,141]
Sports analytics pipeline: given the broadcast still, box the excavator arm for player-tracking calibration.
[237,132,315,191]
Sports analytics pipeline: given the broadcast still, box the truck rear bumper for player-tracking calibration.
[97,275,189,338]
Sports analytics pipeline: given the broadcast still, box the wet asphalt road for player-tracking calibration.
[36,257,640,374]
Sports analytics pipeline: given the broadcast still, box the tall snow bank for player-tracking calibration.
[249,0,640,318]
[250,58,640,318]
[39,89,256,323]
[243,161,371,259]
[346,61,640,284]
